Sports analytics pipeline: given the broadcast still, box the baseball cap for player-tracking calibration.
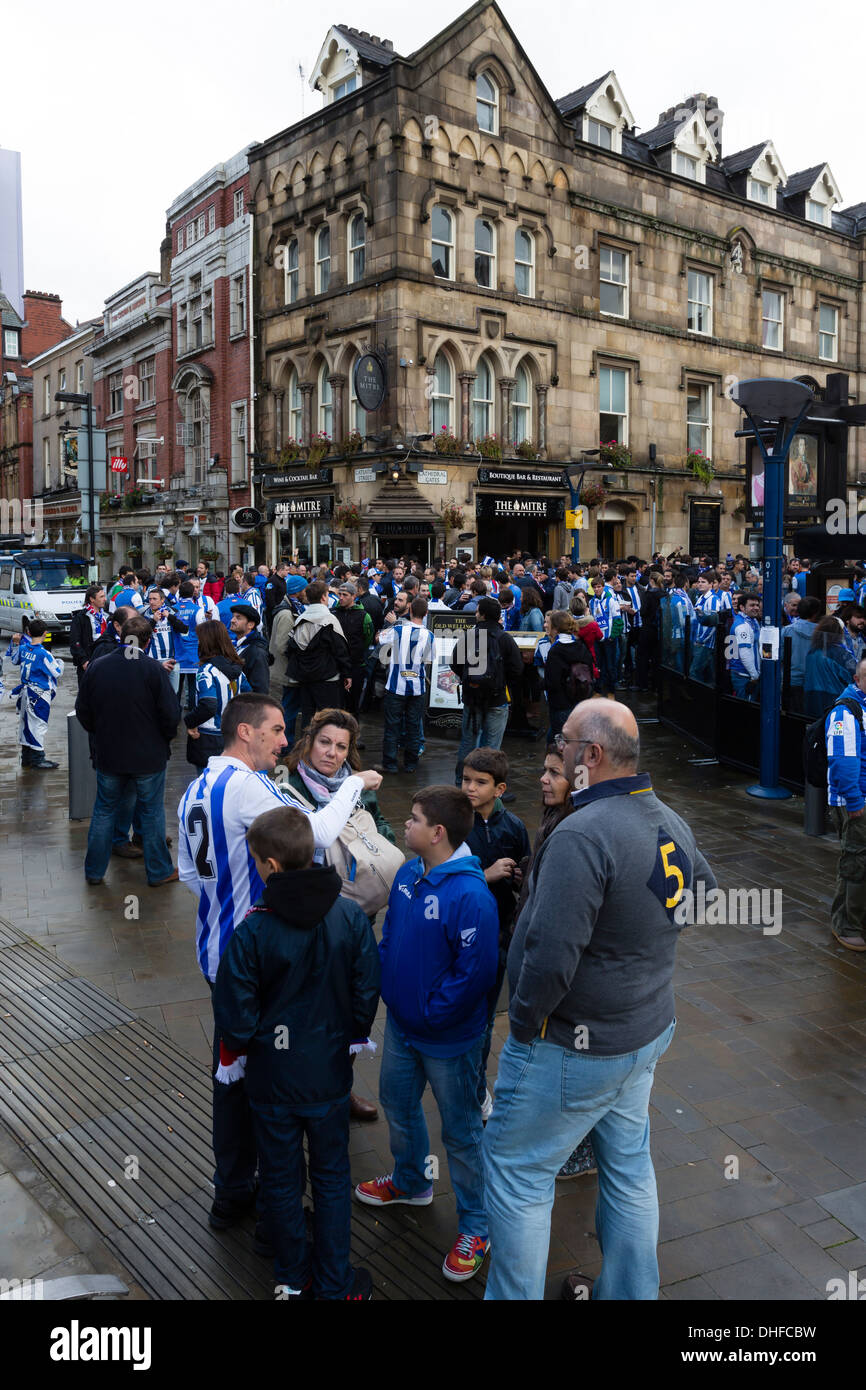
[837,588,856,601]
[339,581,357,596]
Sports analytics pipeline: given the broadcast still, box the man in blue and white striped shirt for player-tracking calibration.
[826,660,866,952]
[689,574,730,684]
[377,596,434,773]
[144,588,188,692]
[177,690,383,1227]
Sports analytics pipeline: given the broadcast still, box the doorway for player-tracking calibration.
[374,534,432,564]
[596,520,624,560]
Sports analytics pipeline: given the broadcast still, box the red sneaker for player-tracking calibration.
[442,1233,490,1282]
[354,1174,433,1207]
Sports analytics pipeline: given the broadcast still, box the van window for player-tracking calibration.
[12,568,27,595]
[22,559,87,590]
[0,567,10,592]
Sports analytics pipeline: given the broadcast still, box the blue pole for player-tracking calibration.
[570,482,580,566]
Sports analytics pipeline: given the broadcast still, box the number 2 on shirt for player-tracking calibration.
[187,805,215,879]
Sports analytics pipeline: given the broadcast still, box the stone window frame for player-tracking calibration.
[347,210,366,284]
[685,263,715,338]
[428,349,456,436]
[432,203,457,281]
[760,283,786,353]
[474,214,498,290]
[315,224,331,295]
[476,70,500,136]
[514,225,536,297]
[599,242,630,319]
[685,377,713,459]
[817,296,843,363]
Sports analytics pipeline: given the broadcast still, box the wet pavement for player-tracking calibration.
[1,657,865,1300]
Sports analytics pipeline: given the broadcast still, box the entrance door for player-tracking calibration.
[596,520,624,560]
[375,535,431,565]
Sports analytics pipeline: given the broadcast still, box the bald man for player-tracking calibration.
[483,699,716,1302]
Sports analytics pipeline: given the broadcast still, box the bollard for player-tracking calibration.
[67,711,97,820]
[803,780,827,837]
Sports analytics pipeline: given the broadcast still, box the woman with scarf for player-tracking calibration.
[515,744,597,1181]
[285,707,396,1123]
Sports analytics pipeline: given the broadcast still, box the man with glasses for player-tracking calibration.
[483,699,715,1301]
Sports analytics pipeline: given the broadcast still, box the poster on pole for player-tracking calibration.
[426,610,475,731]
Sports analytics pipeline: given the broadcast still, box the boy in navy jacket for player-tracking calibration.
[355,786,498,1284]
[214,805,380,1301]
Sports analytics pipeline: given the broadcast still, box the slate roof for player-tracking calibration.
[333,25,398,66]
[721,142,769,176]
[638,115,686,149]
[555,73,612,117]
[0,291,23,330]
[781,165,825,197]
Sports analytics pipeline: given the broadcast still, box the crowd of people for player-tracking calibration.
[3,540,863,1300]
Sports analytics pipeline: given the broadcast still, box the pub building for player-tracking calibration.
[249,9,866,571]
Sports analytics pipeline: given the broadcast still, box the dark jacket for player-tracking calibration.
[544,634,595,712]
[75,645,180,774]
[69,608,105,670]
[465,799,531,940]
[286,768,396,844]
[183,653,246,730]
[213,865,380,1104]
[89,628,123,664]
[334,603,374,665]
[357,591,385,632]
[452,619,523,706]
[235,630,270,693]
[264,573,287,623]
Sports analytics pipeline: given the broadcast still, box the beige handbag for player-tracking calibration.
[290,785,405,917]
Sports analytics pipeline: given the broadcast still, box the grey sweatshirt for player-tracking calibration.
[507,773,716,1054]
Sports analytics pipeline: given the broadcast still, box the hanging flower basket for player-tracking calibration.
[441,500,464,531]
[580,482,608,508]
[334,502,362,530]
[474,433,503,461]
[514,438,539,460]
[96,547,113,558]
[687,449,715,485]
[306,432,330,469]
[278,440,303,466]
[338,430,364,459]
[433,428,460,457]
[199,547,218,562]
[598,440,632,469]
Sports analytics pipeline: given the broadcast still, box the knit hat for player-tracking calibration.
[284,575,308,596]
[837,588,856,602]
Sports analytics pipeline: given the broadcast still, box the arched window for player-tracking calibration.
[476,72,499,134]
[512,364,532,445]
[515,229,535,297]
[349,357,364,434]
[475,218,496,288]
[288,369,302,442]
[284,238,299,304]
[318,364,333,438]
[348,213,366,283]
[430,353,453,436]
[432,206,454,280]
[315,225,330,294]
[472,358,494,439]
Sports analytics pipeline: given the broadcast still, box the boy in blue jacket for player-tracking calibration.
[355,785,498,1283]
[214,805,381,1301]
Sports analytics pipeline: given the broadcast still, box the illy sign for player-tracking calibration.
[110,456,128,473]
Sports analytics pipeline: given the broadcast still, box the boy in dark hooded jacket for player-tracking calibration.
[213,805,380,1301]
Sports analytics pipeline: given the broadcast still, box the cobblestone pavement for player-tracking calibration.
[1,659,865,1300]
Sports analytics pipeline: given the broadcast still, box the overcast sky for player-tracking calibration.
[3,0,863,326]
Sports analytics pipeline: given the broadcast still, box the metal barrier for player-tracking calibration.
[67,711,96,820]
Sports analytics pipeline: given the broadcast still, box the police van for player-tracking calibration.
[0,551,89,642]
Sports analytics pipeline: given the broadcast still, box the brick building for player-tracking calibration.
[0,290,74,520]
[248,3,866,566]
[29,321,100,548]
[90,149,254,573]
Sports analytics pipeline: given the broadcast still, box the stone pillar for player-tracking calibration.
[329,374,346,445]
[300,381,315,445]
[274,391,284,452]
[536,384,549,457]
[499,377,516,451]
[459,372,476,448]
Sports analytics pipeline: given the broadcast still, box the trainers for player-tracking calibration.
[442,1233,490,1282]
[112,842,144,859]
[32,758,59,771]
[209,1188,257,1230]
[480,1088,494,1123]
[342,1267,373,1301]
[354,1174,433,1207]
[831,929,866,952]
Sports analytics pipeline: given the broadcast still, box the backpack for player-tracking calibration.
[804,696,865,788]
[284,622,339,684]
[563,638,595,704]
[288,784,405,916]
[463,625,506,706]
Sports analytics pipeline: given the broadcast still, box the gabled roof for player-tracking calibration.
[332,24,399,66]
[721,142,770,176]
[639,115,685,150]
[0,290,23,330]
[556,73,612,117]
[782,164,826,197]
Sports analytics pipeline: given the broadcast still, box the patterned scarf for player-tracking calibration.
[297,758,352,806]
[86,604,107,638]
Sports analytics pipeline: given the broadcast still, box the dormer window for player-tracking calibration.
[749,179,772,204]
[676,152,698,180]
[806,199,828,225]
[332,74,357,101]
[3,329,19,359]
[476,72,499,134]
[587,119,613,149]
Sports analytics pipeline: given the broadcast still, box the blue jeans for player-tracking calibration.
[483,1019,676,1301]
[382,690,424,770]
[380,1016,487,1239]
[731,672,757,700]
[689,644,715,685]
[477,948,508,1104]
[252,1093,352,1297]
[455,701,510,783]
[84,769,174,884]
[281,684,303,752]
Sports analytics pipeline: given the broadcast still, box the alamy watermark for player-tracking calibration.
[0,497,43,538]
[674,883,782,935]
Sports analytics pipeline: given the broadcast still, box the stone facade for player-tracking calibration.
[249,3,865,566]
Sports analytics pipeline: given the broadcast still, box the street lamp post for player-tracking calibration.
[565,449,600,565]
[732,378,813,800]
[55,390,95,575]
